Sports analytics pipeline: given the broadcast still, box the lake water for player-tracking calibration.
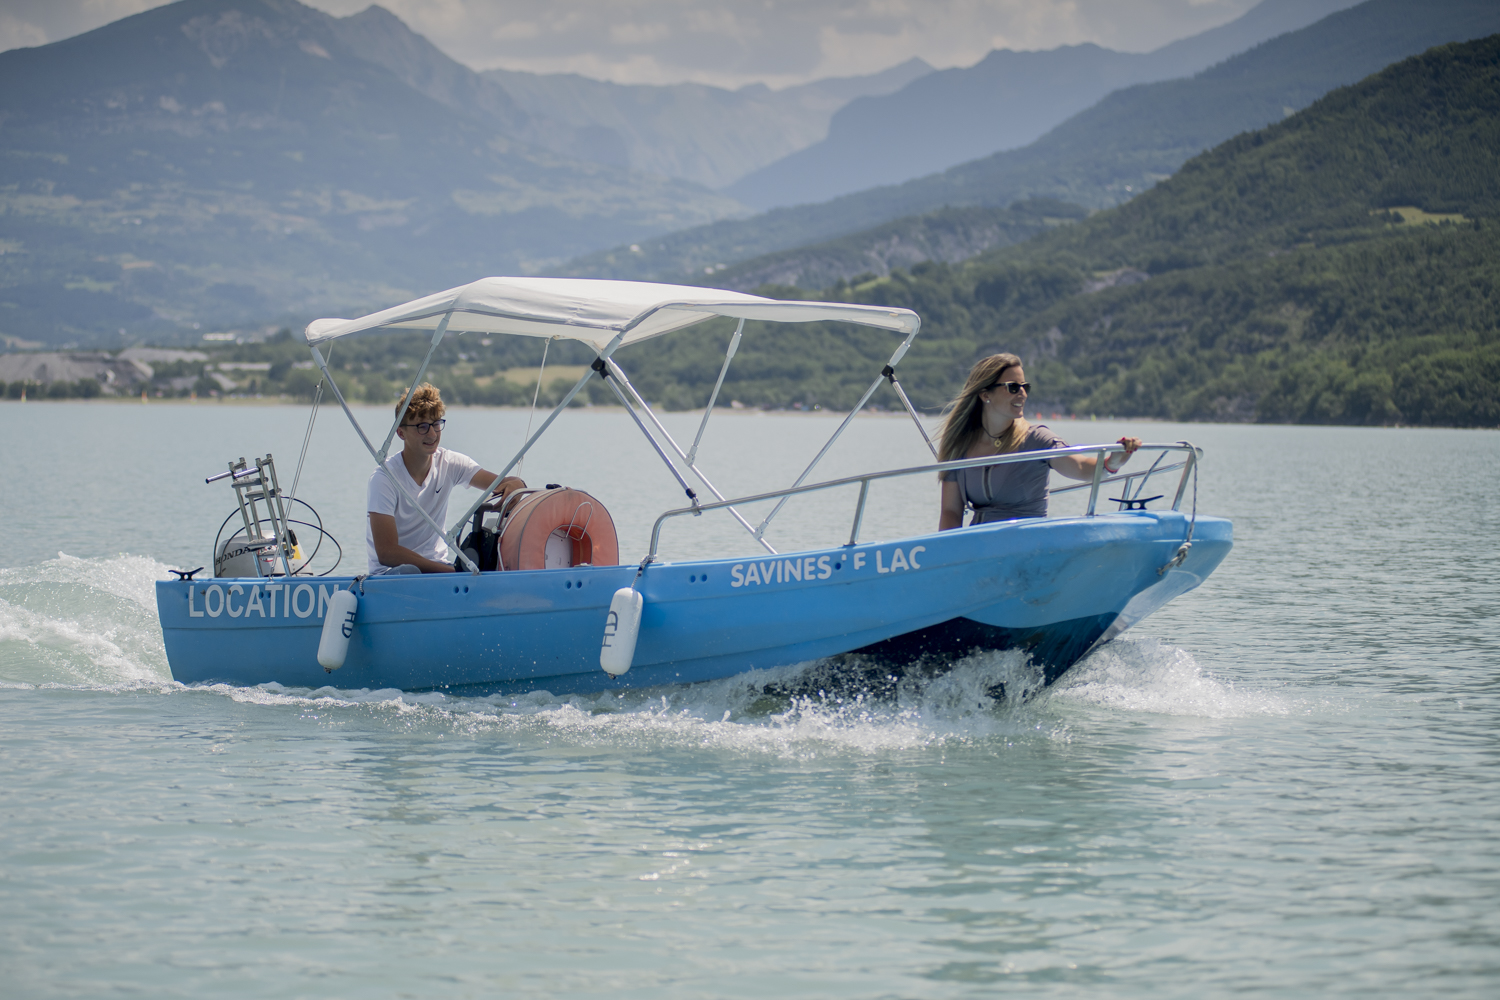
[2,401,1498,998]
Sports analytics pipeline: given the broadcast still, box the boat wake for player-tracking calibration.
[2,554,1296,750]
[0,552,171,689]
[174,649,1055,755]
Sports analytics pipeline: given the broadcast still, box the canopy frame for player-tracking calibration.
[303,278,925,573]
[602,352,774,555]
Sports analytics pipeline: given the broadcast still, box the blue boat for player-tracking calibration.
[155,277,1231,694]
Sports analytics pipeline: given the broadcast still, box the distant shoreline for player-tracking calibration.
[4,397,1487,430]
[0,396,944,418]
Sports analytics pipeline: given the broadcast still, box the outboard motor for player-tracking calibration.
[207,454,330,578]
[214,529,302,578]
[214,534,279,578]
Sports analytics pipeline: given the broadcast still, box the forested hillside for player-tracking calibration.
[612,35,1500,428]
[623,200,1088,293]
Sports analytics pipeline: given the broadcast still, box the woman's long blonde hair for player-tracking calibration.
[937,353,1029,470]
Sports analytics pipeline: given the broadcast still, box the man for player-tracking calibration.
[366,383,525,574]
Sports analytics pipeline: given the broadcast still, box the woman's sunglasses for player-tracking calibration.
[986,381,1031,395]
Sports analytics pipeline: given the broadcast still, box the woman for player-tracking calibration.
[938,354,1140,530]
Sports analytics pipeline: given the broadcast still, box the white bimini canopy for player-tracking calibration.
[304,276,920,351]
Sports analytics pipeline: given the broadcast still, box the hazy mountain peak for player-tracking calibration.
[780,56,934,102]
[327,0,532,133]
[481,55,935,188]
[336,3,438,49]
[179,8,290,69]
[346,4,402,26]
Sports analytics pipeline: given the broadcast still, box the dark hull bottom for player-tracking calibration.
[854,613,1115,684]
[759,612,1115,702]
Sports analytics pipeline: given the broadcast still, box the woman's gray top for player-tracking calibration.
[943,424,1065,523]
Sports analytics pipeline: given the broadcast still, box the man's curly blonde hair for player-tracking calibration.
[395,382,445,424]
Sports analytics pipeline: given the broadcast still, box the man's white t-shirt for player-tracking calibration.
[366,447,480,572]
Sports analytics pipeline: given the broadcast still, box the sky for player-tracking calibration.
[0,0,1261,88]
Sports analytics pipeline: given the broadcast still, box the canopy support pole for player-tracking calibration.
[378,312,452,462]
[686,318,742,466]
[605,357,775,555]
[752,324,922,540]
[595,361,702,509]
[884,364,936,458]
[310,344,479,573]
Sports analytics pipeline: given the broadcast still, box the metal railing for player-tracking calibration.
[646,442,1200,561]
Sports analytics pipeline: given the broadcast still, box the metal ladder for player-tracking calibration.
[206,454,297,578]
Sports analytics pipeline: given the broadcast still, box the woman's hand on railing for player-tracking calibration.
[1103,437,1142,474]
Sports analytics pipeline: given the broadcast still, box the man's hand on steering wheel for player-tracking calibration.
[491,476,526,499]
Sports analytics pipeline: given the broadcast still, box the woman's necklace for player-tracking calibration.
[981,419,1006,450]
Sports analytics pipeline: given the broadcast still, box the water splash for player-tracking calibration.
[0,553,172,688]
[0,551,164,609]
[149,648,1061,757]
[1049,637,1299,718]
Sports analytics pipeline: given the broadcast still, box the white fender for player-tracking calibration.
[318,589,359,671]
[600,588,643,677]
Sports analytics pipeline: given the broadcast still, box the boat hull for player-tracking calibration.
[155,511,1231,695]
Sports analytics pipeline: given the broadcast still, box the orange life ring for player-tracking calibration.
[498,488,619,571]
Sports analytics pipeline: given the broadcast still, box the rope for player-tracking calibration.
[289,345,329,500]
[518,338,549,478]
[1158,443,1198,575]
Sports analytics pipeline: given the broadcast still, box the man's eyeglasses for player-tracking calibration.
[987,381,1031,395]
[402,419,446,433]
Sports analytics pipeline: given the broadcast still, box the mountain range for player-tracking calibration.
[568,0,1500,286]
[0,0,726,344]
[726,0,1363,210]
[0,0,930,348]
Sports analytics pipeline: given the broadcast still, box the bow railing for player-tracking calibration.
[645,442,1201,561]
